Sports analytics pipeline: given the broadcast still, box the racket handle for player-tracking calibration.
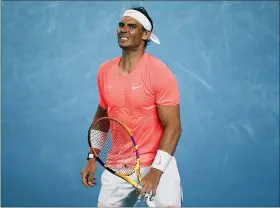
[136,185,156,207]
[146,198,156,207]
[136,184,142,190]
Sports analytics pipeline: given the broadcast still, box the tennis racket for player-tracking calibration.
[88,117,156,207]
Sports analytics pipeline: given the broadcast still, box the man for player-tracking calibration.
[80,6,183,207]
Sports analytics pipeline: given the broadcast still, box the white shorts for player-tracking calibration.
[97,157,183,207]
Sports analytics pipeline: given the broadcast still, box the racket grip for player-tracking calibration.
[136,185,156,207]
[136,184,142,190]
[146,198,156,207]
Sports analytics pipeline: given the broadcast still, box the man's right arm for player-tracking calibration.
[89,105,108,155]
[93,104,108,122]
[88,65,108,157]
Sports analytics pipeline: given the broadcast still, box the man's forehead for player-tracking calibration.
[120,16,141,25]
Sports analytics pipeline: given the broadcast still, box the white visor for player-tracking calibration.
[121,9,160,44]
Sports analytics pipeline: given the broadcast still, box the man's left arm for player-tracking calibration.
[157,104,182,156]
[138,104,182,198]
[139,64,182,198]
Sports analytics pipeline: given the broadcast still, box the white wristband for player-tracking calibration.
[151,150,173,173]
[90,129,107,150]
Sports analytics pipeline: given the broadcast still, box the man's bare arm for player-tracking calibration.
[81,105,107,187]
[138,104,182,196]
[157,104,182,156]
[89,105,108,155]
[93,105,108,122]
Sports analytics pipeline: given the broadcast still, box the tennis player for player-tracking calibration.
[80,6,183,207]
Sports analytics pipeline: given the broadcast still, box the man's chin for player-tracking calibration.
[118,43,131,49]
[118,42,139,51]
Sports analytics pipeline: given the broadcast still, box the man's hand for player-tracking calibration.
[80,159,97,188]
[138,168,163,199]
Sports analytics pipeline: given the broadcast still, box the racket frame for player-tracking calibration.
[88,117,142,189]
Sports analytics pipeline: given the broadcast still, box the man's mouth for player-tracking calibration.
[120,35,129,41]
[121,37,128,40]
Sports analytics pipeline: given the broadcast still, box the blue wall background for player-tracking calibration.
[1,1,279,207]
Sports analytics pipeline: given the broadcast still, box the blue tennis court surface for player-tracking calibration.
[1,1,279,207]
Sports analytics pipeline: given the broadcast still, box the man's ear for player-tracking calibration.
[142,30,151,41]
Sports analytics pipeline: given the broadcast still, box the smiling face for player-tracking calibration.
[117,16,150,50]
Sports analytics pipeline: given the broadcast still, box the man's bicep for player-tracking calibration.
[157,104,181,128]
[93,105,108,122]
[97,104,107,115]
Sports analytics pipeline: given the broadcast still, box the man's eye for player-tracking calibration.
[129,24,137,28]
[118,23,137,29]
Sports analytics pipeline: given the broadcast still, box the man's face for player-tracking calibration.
[117,16,149,50]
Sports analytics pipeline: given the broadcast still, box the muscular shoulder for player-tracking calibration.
[145,53,175,78]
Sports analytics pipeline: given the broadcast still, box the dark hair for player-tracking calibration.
[130,6,153,48]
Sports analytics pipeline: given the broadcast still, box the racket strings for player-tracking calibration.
[89,119,137,175]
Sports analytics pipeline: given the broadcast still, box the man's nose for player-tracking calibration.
[121,25,129,32]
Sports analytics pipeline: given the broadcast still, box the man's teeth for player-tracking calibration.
[121,37,128,40]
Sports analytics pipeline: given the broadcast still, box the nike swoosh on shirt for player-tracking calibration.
[131,86,142,90]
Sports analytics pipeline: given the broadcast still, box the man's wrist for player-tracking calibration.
[87,152,95,160]
[151,149,173,173]
[150,167,163,177]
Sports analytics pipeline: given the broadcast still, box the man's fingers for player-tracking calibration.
[139,181,149,196]
[151,187,157,199]
[140,187,148,196]
[144,192,151,200]
[87,174,97,187]
[139,183,154,200]
[147,184,157,201]
[88,174,95,181]
[81,171,96,188]
[87,181,97,187]
[81,173,90,187]
[138,181,145,194]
